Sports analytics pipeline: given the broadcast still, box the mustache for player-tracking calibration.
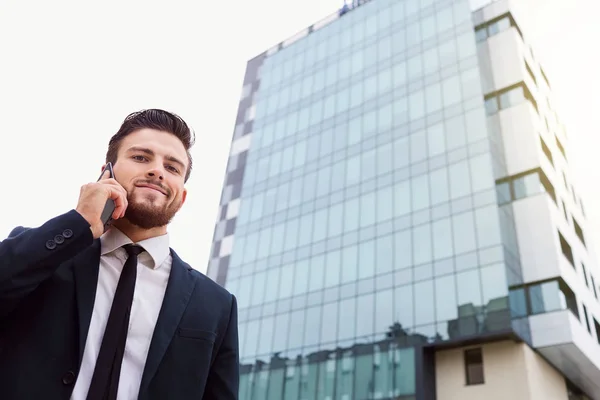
[133,180,171,196]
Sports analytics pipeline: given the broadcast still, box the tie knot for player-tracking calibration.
[123,244,144,258]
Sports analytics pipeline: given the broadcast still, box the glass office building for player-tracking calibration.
[207,0,600,398]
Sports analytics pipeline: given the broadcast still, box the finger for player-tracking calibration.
[120,192,128,219]
[109,187,127,219]
[100,168,111,181]
[101,179,128,218]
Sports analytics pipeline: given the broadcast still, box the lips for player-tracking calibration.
[135,184,168,196]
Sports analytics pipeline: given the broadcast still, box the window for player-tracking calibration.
[541,66,551,88]
[562,200,569,222]
[529,280,563,314]
[583,305,592,333]
[475,26,487,42]
[559,231,574,267]
[581,263,590,289]
[495,168,556,205]
[595,319,600,345]
[555,135,567,159]
[559,279,580,320]
[591,276,598,300]
[484,81,538,115]
[573,217,586,247]
[525,61,537,85]
[464,348,484,385]
[539,136,553,167]
[474,13,522,42]
[511,278,579,319]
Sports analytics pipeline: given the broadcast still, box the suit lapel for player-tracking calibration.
[139,249,197,395]
[72,239,101,365]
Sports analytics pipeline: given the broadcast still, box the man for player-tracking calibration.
[0,109,239,399]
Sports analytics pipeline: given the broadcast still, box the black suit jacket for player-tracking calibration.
[0,210,239,399]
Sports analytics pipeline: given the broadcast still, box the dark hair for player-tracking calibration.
[106,109,195,182]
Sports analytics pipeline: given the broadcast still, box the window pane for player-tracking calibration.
[499,86,525,109]
[413,224,432,265]
[359,240,376,280]
[430,168,450,205]
[530,281,562,314]
[475,206,502,248]
[414,280,435,325]
[338,298,356,340]
[513,172,542,200]
[394,229,412,269]
[375,289,394,334]
[433,218,453,259]
[427,123,446,157]
[469,154,494,192]
[449,160,471,199]
[394,284,414,329]
[436,275,458,321]
[465,348,484,385]
[412,174,430,211]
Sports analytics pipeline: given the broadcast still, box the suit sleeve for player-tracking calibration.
[0,209,94,318]
[204,294,240,399]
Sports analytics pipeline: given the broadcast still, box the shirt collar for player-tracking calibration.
[100,227,170,270]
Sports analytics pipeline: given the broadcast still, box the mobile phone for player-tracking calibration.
[97,162,116,230]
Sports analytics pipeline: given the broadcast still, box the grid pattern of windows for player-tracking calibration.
[230,0,508,358]
[509,278,579,320]
[223,0,515,397]
[496,168,556,205]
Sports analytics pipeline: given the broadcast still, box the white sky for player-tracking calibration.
[0,0,598,274]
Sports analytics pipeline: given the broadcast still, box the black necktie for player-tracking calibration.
[87,244,144,400]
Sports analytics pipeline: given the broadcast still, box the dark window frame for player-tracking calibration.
[539,135,554,168]
[555,134,567,160]
[464,348,485,386]
[495,167,556,205]
[484,81,538,115]
[541,66,552,88]
[582,263,590,289]
[583,304,592,333]
[573,217,586,247]
[474,12,523,42]
[525,60,537,85]
[559,231,575,268]
[510,277,579,320]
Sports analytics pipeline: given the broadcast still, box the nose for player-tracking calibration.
[146,166,164,181]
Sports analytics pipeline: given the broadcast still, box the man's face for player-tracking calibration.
[109,128,188,229]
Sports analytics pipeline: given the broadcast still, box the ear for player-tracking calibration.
[177,188,188,211]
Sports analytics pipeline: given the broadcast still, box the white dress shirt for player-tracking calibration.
[71,228,172,400]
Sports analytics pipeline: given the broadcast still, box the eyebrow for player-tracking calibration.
[127,146,186,172]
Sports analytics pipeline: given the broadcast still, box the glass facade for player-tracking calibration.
[215,0,524,397]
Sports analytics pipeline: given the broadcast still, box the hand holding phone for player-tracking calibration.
[75,162,128,239]
[98,163,116,230]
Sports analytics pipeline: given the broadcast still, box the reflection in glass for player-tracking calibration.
[530,281,561,314]
[509,288,527,318]
[413,224,432,265]
[338,298,356,341]
[414,280,435,326]
[513,172,542,200]
[449,160,471,199]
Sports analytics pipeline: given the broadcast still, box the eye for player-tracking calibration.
[132,155,147,162]
[166,165,180,174]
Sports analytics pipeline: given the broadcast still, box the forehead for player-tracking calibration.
[119,128,188,165]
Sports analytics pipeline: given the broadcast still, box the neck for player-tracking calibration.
[110,219,167,243]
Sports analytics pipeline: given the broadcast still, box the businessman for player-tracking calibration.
[0,109,239,399]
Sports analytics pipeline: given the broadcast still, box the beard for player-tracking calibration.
[124,188,182,229]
